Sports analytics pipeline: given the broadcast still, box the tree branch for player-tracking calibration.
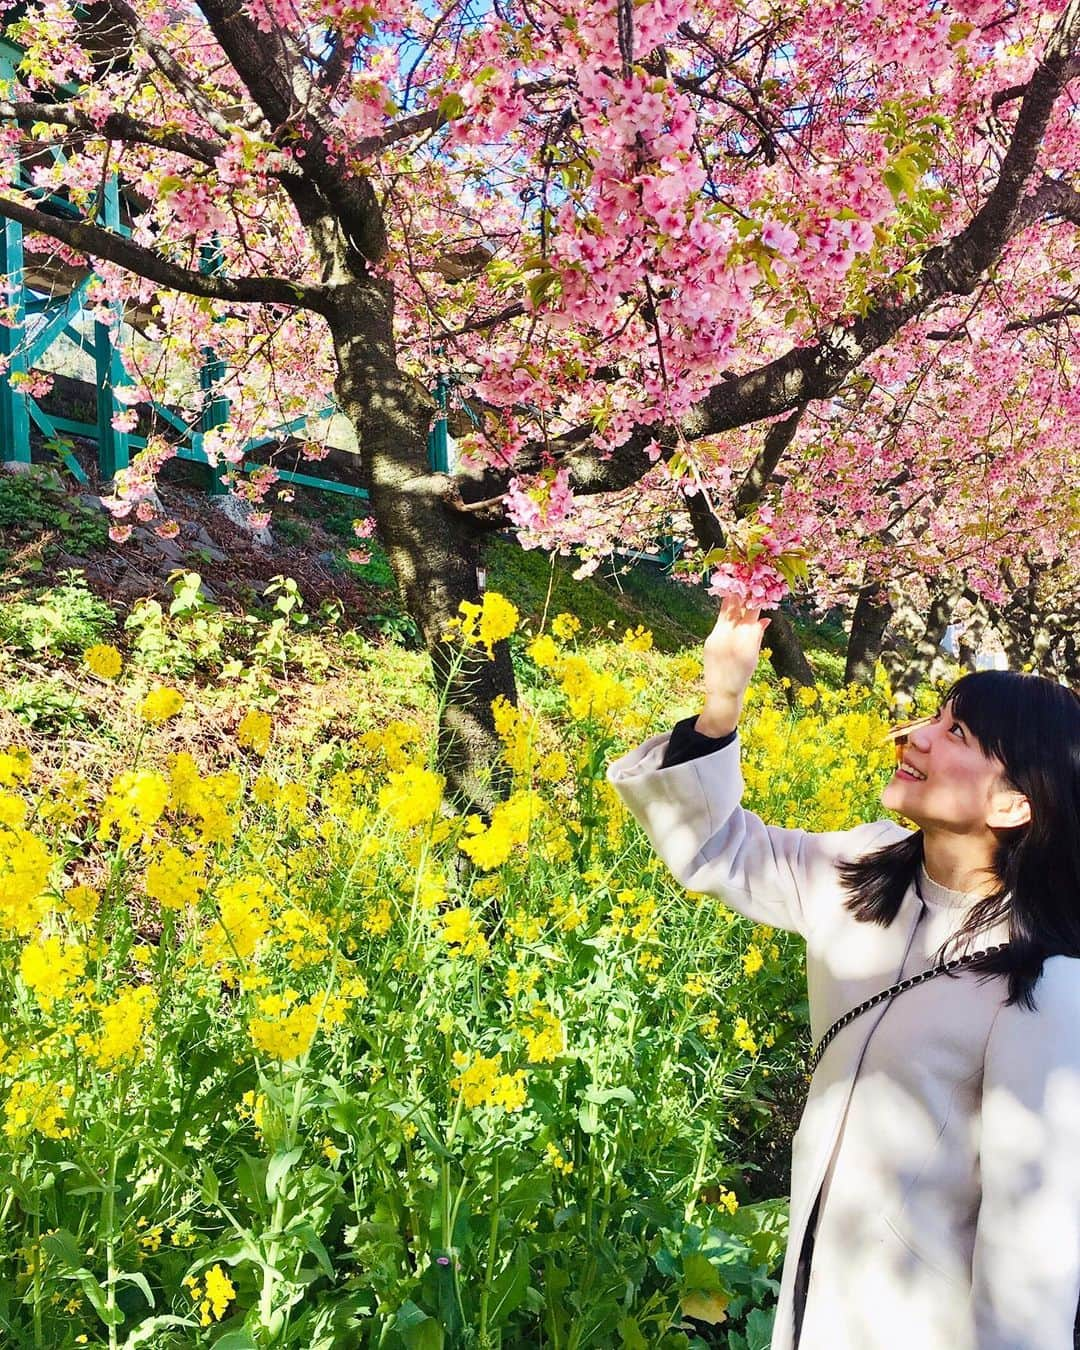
[1003,300,1080,331]
[0,99,227,168]
[192,0,387,265]
[0,195,332,313]
[733,403,806,517]
[101,0,259,141]
[352,79,568,161]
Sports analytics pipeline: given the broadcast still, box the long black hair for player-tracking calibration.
[838,670,1080,1009]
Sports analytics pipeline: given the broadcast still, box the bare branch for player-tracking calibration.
[353,79,568,161]
[192,0,388,265]
[0,195,332,313]
[1004,300,1080,331]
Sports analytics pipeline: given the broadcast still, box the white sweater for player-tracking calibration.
[607,730,1080,1350]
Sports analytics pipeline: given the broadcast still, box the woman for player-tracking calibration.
[606,596,1080,1350]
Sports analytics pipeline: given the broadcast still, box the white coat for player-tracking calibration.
[606,731,1080,1350]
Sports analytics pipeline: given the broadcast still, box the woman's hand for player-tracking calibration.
[696,596,772,737]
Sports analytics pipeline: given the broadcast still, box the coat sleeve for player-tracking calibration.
[606,730,899,939]
[971,958,1080,1350]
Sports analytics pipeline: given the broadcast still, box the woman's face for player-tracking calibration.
[880,701,1030,834]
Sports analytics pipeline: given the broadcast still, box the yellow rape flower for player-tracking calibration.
[0,790,25,828]
[622,625,653,652]
[98,770,169,848]
[0,826,54,936]
[139,686,184,724]
[187,1264,235,1326]
[444,592,519,657]
[378,764,443,831]
[439,906,490,959]
[83,644,122,679]
[236,709,272,755]
[3,1079,72,1142]
[545,1141,574,1175]
[0,746,32,786]
[79,986,157,1069]
[741,945,765,977]
[527,634,559,668]
[145,845,205,910]
[521,1003,565,1063]
[451,1052,528,1112]
[19,935,86,1010]
[537,750,568,782]
[249,996,320,1062]
[733,1016,758,1056]
[63,884,100,925]
[550,612,580,640]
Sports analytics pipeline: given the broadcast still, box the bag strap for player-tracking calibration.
[808,943,1010,1075]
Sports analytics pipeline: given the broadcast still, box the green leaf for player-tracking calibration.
[682,1252,726,1295]
[201,1163,220,1206]
[210,1333,259,1349]
[486,1243,530,1327]
[113,1270,154,1309]
[437,92,466,122]
[578,1098,600,1134]
[266,1145,304,1202]
[121,1315,199,1347]
[618,1315,649,1349]
[525,269,561,309]
[41,1230,121,1328]
[745,1306,776,1350]
[394,1301,445,1350]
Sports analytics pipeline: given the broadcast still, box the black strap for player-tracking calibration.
[808,943,1010,1075]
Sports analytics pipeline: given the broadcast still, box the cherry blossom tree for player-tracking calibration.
[1,0,1079,801]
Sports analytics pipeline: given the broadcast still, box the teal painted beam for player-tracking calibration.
[26,280,91,365]
[93,176,130,481]
[198,240,230,496]
[243,405,334,454]
[266,466,368,499]
[427,372,450,472]
[173,443,368,498]
[0,215,31,462]
[148,400,193,437]
[26,400,89,484]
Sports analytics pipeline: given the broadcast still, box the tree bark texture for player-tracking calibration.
[884,579,966,712]
[844,581,894,687]
[327,280,515,814]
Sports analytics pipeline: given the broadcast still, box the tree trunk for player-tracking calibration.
[766,607,816,695]
[329,279,515,814]
[886,579,965,712]
[844,581,894,686]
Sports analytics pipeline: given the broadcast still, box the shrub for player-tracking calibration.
[0,570,116,654]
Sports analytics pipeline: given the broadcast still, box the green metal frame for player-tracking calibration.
[0,28,456,510]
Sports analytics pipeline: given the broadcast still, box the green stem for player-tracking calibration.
[31,1204,42,1350]
[103,1144,119,1350]
[478,1155,500,1347]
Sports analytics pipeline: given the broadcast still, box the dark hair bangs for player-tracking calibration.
[944,671,1028,775]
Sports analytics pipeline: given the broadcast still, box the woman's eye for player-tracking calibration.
[949,722,965,739]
